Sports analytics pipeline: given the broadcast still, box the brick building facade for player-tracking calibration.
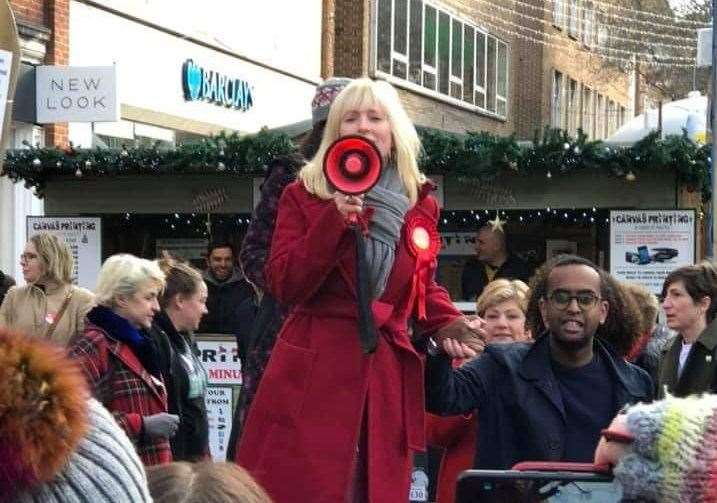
[326,0,635,140]
[10,0,68,146]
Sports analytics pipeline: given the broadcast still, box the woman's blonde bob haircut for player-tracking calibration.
[28,232,74,284]
[476,279,531,316]
[94,254,165,307]
[147,462,272,503]
[299,77,426,204]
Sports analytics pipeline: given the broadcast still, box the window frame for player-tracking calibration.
[372,0,509,120]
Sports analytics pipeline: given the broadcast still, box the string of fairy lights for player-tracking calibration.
[473,7,697,65]
[104,207,619,244]
[473,0,698,52]
[495,0,701,43]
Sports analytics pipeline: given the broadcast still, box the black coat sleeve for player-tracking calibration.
[425,352,491,415]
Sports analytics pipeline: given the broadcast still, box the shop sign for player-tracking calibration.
[196,337,242,385]
[182,59,254,111]
[609,209,695,294]
[35,66,118,123]
[26,216,101,289]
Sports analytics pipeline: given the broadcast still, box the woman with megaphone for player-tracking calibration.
[236,78,485,502]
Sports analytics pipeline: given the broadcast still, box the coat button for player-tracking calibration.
[548,440,560,451]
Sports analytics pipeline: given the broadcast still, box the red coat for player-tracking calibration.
[236,181,460,502]
[425,356,477,503]
[69,322,172,465]
[425,412,477,503]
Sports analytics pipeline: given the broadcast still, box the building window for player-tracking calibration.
[619,105,626,127]
[582,1,594,48]
[554,0,565,28]
[582,86,593,138]
[607,100,617,135]
[551,71,563,128]
[375,0,509,118]
[568,78,578,134]
[596,94,605,139]
[569,0,580,38]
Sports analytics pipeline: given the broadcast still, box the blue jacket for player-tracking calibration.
[425,334,653,470]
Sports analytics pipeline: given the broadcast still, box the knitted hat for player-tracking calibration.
[613,395,717,502]
[311,77,352,125]
[0,328,152,502]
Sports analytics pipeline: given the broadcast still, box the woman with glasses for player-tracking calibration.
[0,232,94,344]
[657,261,717,398]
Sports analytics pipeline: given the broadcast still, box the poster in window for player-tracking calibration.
[610,210,695,294]
[26,216,101,289]
[205,386,233,461]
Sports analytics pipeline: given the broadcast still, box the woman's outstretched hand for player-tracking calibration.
[434,315,487,357]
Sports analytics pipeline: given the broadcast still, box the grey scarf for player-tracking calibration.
[364,167,410,298]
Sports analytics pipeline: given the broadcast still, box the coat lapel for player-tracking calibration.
[518,336,566,423]
[675,320,717,395]
[106,338,166,401]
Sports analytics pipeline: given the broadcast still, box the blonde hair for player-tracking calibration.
[94,254,165,307]
[299,78,426,204]
[622,281,659,334]
[476,279,531,316]
[29,232,74,284]
[157,254,204,309]
[147,462,273,503]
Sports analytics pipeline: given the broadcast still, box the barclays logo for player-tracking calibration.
[182,59,254,111]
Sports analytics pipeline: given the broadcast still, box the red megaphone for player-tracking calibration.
[323,135,383,195]
[323,135,383,224]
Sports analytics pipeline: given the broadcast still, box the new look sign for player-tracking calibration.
[36,66,118,123]
[182,59,254,111]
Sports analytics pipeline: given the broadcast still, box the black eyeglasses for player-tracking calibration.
[547,290,602,310]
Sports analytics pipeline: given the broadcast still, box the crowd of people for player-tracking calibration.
[2,75,717,503]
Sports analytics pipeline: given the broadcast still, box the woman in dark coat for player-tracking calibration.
[153,257,210,461]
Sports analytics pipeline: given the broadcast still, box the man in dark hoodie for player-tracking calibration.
[0,269,14,307]
[198,240,255,358]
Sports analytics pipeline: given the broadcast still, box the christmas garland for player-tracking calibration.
[2,126,710,200]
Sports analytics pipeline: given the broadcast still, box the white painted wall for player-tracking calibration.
[83,0,323,83]
[0,123,45,284]
[69,1,319,135]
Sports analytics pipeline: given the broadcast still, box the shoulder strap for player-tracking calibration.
[43,287,74,339]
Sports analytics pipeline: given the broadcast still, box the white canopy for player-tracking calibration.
[607,91,707,143]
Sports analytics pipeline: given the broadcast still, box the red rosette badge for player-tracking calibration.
[406,215,440,320]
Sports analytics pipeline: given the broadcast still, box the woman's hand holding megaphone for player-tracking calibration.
[333,191,365,221]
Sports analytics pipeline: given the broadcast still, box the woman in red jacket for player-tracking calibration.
[69,254,177,466]
[236,78,483,502]
[426,278,532,503]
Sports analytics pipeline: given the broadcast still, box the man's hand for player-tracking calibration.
[441,338,479,359]
[433,315,487,355]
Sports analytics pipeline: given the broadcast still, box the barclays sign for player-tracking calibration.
[182,59,254,111]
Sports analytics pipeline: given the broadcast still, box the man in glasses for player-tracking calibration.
[425,254,653,470]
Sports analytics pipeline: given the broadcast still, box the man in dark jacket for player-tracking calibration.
[427,255,653,470]
[461,222,532,301]
[198,240,255,358]
[0,270,14,307]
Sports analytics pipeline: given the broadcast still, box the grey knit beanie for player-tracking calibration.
[311,77,352,125]
[15,399,153,503]
[0,327,151,503]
